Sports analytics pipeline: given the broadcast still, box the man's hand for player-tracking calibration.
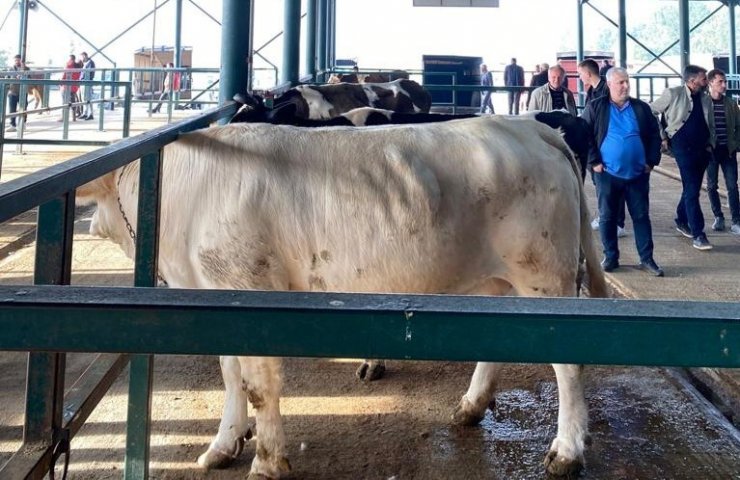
[644,165,653,173]
[661,139,669,152]
[592,164,604,173]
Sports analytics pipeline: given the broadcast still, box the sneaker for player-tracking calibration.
[590,217,599,231]
[639,259,664,277]
[692,235,713,251]
[617,226,627,238]
[731,223,740,235]
[600,257,619,272]
[6,126,15,132]
[712,217,725,231]
[675,222,692,238]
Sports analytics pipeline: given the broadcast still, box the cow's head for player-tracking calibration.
[76,167,137,259]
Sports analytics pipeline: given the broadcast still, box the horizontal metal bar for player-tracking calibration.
[0,286,737,367]
[0,103,238,223]
[0,79,130,86]
[0,139,110,147]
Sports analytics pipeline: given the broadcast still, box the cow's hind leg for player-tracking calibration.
[509,278,588,477]
[543,364,588,477]
[198,356,252,469]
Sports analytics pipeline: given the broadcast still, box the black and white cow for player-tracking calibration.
[271,79,432,120]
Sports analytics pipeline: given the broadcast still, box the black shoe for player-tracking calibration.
[692,235,713,251]
[675,221,692,238]
[601,258,619,272]
[85,116,94,121]
[712,217,725,231]
[639,259,664,277]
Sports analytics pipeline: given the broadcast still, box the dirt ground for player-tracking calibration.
[0,210,739,479]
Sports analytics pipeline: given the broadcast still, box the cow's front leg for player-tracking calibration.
[198,356,252,469]
[452,362,504,425]
[239,356,290,480]
[544,363,588,477]
[356,359,386,381]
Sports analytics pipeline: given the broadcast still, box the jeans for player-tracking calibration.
[507,90,521,115]
[480,90,494,114]
[7,93,18,127]
[673,144,710,238]
[706,145,740,225]
[82,85,94,117]
[596,170,655,263]
[591,169,625,228]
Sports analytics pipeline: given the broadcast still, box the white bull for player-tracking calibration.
[78,116,608,479]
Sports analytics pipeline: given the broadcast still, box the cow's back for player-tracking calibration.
[159,117,581,294]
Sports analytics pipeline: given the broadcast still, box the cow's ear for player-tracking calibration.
[75,171,116,205]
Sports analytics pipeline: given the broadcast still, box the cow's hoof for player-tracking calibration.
[355,361,386,381]
[197,436,246,470]
[543,447,584,477]
[451,396,485,426]
[250,455,291,480]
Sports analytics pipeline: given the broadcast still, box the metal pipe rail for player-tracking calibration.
[0,286,737,368]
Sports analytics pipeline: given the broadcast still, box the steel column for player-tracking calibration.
[219,0,252,121]
[174,0,183,68]
[306,0,318,79]
[281,0,301,85]
[679,0,690,73]
[618,0,627,68]
[18,0,29,60]
[730,0,737,75]
[577,0,584,106]
[328,0,336,69]
[317,0,327,78]
[124,150,163,479]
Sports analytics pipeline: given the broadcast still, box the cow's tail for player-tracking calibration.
[577,174,609,299]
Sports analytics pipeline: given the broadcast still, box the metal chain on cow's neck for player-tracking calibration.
[116,164,168,286]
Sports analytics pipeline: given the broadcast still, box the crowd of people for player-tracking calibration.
[479,58,740,276]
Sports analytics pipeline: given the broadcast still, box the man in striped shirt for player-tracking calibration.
[706,69,740,234]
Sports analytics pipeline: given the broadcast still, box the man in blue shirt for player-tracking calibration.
[582,67,664,276]
[479,63,494,114]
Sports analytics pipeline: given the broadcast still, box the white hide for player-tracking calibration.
[78,116,607,479]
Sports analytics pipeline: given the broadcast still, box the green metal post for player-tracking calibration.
[679,0,690,73]
[220,0,252,124]
[124,150,163,480]
[730,0,737,76]
[618,0,627,68]
[174,0,183,69]
[306,0,318,80]
[24,194,75,471]
[282,0,301,86]
[576,0,584,107]
[18,0,29,60]
[123,84,132,138]
[328,0,336,70]
[317,0,327,80]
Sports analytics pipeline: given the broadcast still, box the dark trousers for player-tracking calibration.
[596,171,655,263]
[673,144,710,238]
[591,169,625,227]
[7,94,18,127]
[507,90,520,115]
[706,145,740,225]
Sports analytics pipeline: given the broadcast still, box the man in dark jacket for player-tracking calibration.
[581,67,664,276]
[504,57,524,115]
